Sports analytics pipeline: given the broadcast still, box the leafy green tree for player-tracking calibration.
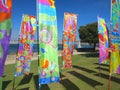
[78,22,98,51]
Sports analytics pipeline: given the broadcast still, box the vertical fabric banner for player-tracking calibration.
[110,0,120,74]
[0,0,12,77]
[15,14,37,76]
[38,0,60,84]
[97,16,109,64]
[62,12,77,68]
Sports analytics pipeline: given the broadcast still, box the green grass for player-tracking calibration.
[3,53,120,90]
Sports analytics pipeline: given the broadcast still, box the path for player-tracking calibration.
[5,51,98,65]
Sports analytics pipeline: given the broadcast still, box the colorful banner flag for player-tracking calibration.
[97,16,109,64]
[38,0,60,84]
[110,0,120,74]
[0,0,12,77]
[14,14,37,76]
[62,12,77,68]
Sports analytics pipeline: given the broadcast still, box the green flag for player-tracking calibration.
[38,0,60,84]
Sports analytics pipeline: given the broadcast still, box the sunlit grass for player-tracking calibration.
[3,53,120,90]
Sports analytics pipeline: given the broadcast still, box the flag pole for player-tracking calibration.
[61,12,66,79]
[62,12,65,69]
[60,12,65,79]
[36,0,41,89]
[12,14,24,90]
[71,13,78,68]
[108,73,111,90]
[12,75,16,90]
[0,77,2,90]
[99,63,101,77]
[108,0,112,90]
[97,16,101,77]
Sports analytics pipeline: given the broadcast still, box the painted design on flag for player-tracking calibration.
[97,16,109,64]
[110,0,120,74]
[0,0,12,77]
[38,0,60,84]
[62,12,77,68]
[14,14,37,76]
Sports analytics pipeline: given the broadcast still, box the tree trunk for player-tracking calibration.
[93,43,96,52]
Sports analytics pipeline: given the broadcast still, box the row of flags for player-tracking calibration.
[0,0,77,87]
[97,0,120,75]
[13,0,78,85]
[0,0,120,89]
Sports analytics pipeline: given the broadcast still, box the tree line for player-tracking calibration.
[78,22,99,52]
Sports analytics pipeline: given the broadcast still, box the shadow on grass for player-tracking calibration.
[68,71,103,88]
[60,74,66,78]
[73,65,96,73]
[81,53,99,57]
[94,73,120,83]
[41,84,50,90]
[18,87,29,90]
[94,63,109,67]
[2,80,12,90]
[18,73,33,86]
[60,79,80,90]
[76,48,94,52]
[33,75,50,90]
[95,67,109,72]
[3,75,6,78]
[59,73,66,81]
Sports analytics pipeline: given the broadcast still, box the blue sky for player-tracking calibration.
[12,0,110,41]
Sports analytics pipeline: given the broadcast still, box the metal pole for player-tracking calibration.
[108,0,113,90]
[12,14,24,90]
[0,77,2,90]
[99,63,101,77]
[12,76,16,90]
[97,16,101,77]
[36,0,41,90]
[108,74,111,90]
[61,12,65,70]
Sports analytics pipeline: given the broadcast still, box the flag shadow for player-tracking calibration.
[76,48,95,52]
[2,80,12,90]
[60,79,80,90]
[18,73,33,86]
[73,65,96,73]
[68,71,103,88]
[94,73,120,83]
[94,63,109,67]
[3,75,6,78]
[95,67,109,72]
[18,87,29,90]
[60,72,66,80]
[80,53,99,57]
[33,75,50,90]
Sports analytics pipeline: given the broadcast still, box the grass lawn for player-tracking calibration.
[2,53,120,90]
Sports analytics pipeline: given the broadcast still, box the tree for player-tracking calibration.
[78,22,98,51]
